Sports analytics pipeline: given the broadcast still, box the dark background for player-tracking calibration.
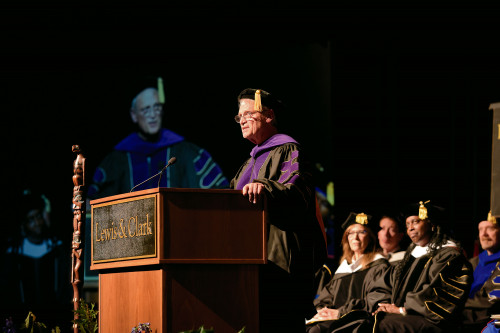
[2,2,499,261]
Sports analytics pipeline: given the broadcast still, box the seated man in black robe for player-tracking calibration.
[366,201,473,333]
[377,214,406,264]
[462,212,500,332]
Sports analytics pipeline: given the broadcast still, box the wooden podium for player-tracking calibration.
[90,188,267,333]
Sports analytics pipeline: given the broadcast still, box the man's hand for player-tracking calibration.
[373,303,401,315]
[312,307,339,321]
[242,182,265,204]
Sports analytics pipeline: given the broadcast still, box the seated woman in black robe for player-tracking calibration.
[368,201,473,333]
[306,212,389,333]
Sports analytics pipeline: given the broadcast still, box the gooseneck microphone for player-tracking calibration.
[129,157,177,192]
[157,156,177,187]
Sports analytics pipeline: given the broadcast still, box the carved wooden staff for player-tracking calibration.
[71,145,85,333]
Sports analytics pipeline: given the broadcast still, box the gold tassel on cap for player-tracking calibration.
[356,213,368,225]
[254,89,263,111]
[488,211,498,225]
[327,181,335,207]
[419,200,430,220]
[157,77,165,104]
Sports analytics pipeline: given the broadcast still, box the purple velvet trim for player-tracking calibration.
[250,134,298,157]
[235,151,271,190]
[278,150,299,183]
[236,134,300,190]
[115,128,184,154]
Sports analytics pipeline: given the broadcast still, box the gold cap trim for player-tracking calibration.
[356,213,368,225]
[488,211,497,225]
[419,200,430,220]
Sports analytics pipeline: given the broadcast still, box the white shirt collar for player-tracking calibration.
[335,253,386,274]
[336,255,364,274]
[411,240,457,258]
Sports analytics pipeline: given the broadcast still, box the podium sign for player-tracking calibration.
[92,194,157,263]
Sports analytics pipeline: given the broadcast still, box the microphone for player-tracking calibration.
[129,157,177,192]
[157,157,176,187]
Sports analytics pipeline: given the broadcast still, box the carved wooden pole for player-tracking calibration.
[71,145,86,333]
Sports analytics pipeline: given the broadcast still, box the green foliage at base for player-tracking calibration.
[72,299,98,333]
[20,311,61,333]
[178,327,214,333]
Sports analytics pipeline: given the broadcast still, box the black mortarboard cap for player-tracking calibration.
[341,212,373,231]
[400,200,447,225]
[237,88,284,114]
[17,189,48,219]
[128,75,166,105]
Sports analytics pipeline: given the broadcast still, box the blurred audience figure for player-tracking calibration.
[377,215,406,264]
[462,212,500,332]
[1,189,70,307]
[306,212,389,333]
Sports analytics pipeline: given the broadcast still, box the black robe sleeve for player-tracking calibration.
[338,259,390,317]
[368,246,473,327]
[403,248,472,324]
[231,143,326,274]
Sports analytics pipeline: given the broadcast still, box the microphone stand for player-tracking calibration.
[130,157,177,192]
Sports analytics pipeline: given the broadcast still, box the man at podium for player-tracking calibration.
[232,88,327,333]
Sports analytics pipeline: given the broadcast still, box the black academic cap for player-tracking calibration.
[128,75,166,104]
[17,189,48,218]
[341,212,373,231]
[237,88,284,113]
[400,200,447,225]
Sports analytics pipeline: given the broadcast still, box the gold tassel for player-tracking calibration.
[419,200,430,220]
[254,89,263,111]
[326,181,335,207]
[158,77,165,104]
[488,211,497,225]
[356,213,368,225]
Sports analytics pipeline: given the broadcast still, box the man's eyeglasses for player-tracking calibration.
[347,230,367,237]
[234,111,262,123]
[138,103,163,116]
